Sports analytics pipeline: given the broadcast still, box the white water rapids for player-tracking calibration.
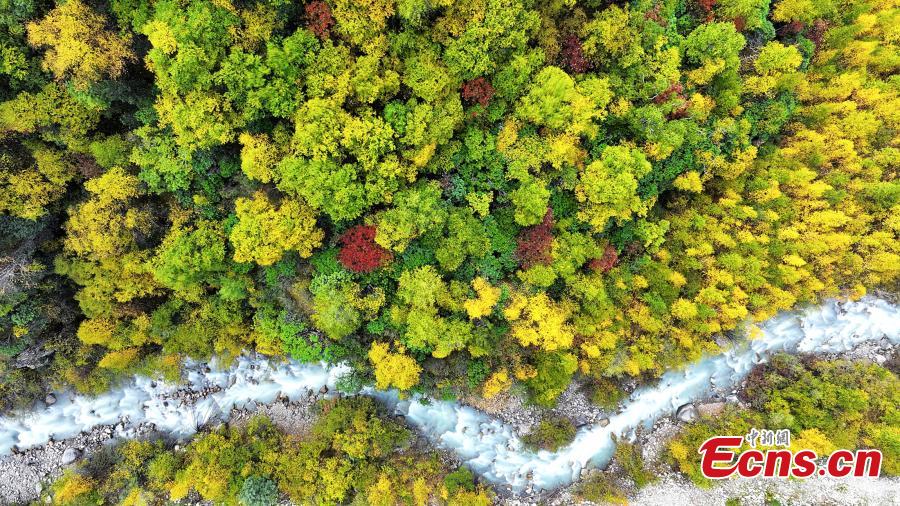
[0,296,897,493]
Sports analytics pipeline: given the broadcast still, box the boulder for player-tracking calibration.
[44,393,57,406]
[319,385,329,395]
[675,403,698,423]
[60,447,81,465]
[598,418,610,427]
[13,346,54,369]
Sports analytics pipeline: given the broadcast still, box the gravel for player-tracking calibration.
[0,422,156,504]
[631,473,900,505]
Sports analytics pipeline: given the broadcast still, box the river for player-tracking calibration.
[0,296,896,493]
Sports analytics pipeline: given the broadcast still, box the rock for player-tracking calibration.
[697,402,726,418]
[675,403,698,423]
[319,385,329,395]
[44,393,57,406]
[60,448,81,465]
[726,394,739,404]
[874,354,887,365]
[598,418,610,427]
[13,345,54,369]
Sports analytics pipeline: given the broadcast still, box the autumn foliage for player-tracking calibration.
[588,244,618,273]
[461,77,495,107]
[338,225,392,273]
[560,35,590,74]
[305,1,334,39]
[515,208,554,269]
[2,0,899,474]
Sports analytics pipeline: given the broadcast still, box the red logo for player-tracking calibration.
[699,434,882,479]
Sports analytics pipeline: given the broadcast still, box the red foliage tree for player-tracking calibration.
[654,82,684,104]
[560,35,590,74]
[806,20,829,48]
[588,244,619,273]
[305,1,334,39]
[516,209,554,269]
[338,225,392,273]
[645,4,666,25]
[461,77,495,107]
[669,102,690,120]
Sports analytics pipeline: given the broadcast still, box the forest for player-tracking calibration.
[0,0,898,503]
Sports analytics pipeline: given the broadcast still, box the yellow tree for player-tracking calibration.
[229,192,323,265]
[504,291,575,351]
[27,0,134,88]
[368,342,421,391]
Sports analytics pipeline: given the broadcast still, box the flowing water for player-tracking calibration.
[0,297,897,493]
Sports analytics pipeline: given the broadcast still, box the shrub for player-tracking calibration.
[239,476,278,506]
[522,415,577,451]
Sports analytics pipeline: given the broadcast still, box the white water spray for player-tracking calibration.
[0,360,350,454]
[0,297,897,493]
[388,296,900,491]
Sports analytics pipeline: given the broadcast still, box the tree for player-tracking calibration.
[745,41,803,96]
[27,0,134,88]
[337,225,392,273]
[310,272,384,340]
[0,143,76,220]
[63,167,148,260]
[368,342,421,391]
[510,176,550,226]
[560,35,590,74]
[330,0,394,52]
[461,77,495,107]
[503,291,574,351]
[229,192,323,266]
[463,277,501,320]
[524,351,578,406]
[435,207,490,272]
[516,66,611,138]
[376,182,447,252]
[391,265,475,358]
[575,145,652,230]
[440,0,540,80]
[152,220,228,298]
[681,22,745,108]
[305,1,334,39]
[515,208,554,268]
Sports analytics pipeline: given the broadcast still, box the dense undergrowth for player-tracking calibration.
[45,397,492,505]
[0,0,897,457]
[668,353,900,486]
